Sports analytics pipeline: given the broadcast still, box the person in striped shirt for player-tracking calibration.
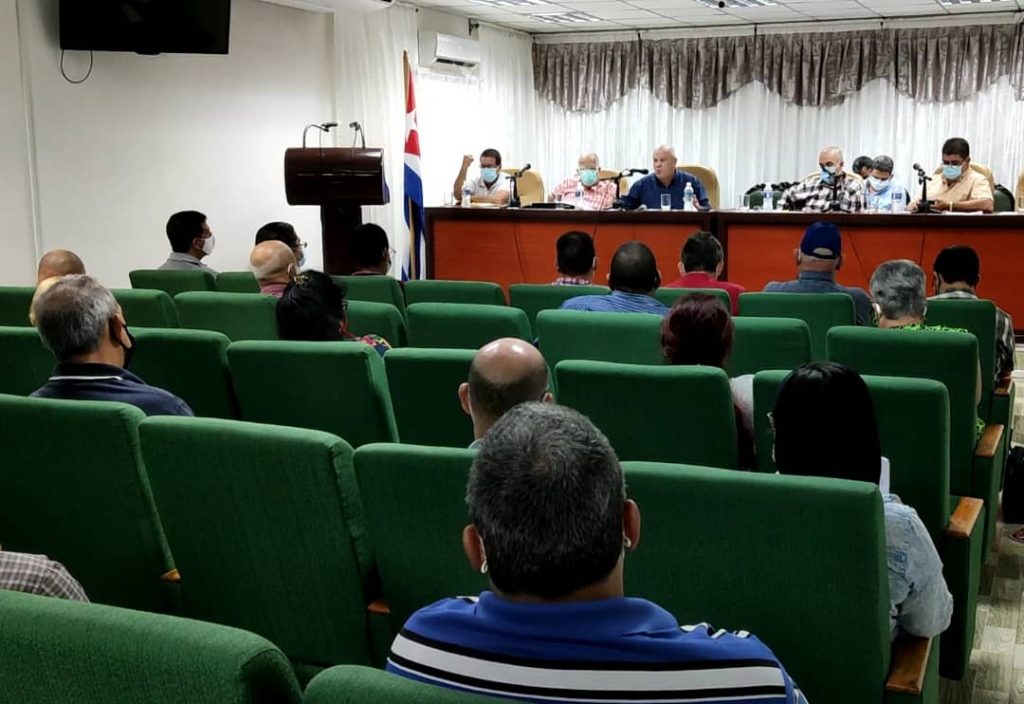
[388,403,807,704]
[559,242,668,315]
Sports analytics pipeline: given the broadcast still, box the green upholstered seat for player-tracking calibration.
[111,288,180,328]
[305,665,506,704]
[730,316,812,376]
[537,310,664,371]
[216,271,260,293]
[654,287,731,310]
[556,361,739,468]
[925,298,999,424]
[508,283,608,335]
[174,292,279,341]
[383,348,475,447]
[406,303,531,349]
[623,462,937,703]
[404,280,506,306]
[129,269,217,297]
[131,328,237,418]
[0,326,54,395]
[0,286,36,326]
[228,341,398,447]
[347,301,407,348]
[739,292,856,360]
[140,417,374,670]
[353,444,484,633]
[0,395,175,612]
[333,276,406,316]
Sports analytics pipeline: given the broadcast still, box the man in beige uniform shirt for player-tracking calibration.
[909,138,994,213]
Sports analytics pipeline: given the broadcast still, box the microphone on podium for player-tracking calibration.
[912,163,927,177]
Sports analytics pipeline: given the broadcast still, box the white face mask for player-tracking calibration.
[296,249,307,269]
[200,235,216,256]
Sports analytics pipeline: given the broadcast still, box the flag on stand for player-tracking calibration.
[402,50,425,280]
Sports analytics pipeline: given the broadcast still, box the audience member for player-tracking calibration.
[548,153,617,210]
[349,224,393,276]
[453,148,511,206]
[551,231,597,285]
[31,275,193,416]
[36,249,85,284]
[931,245,1014,385]
[388,402,807,703]
[763,221,873,324]
[852,155,874,179]
[459,338,552,448]
[276,270,390,356]
[255,221,307,269]
[865,155,906,211]
[0,548,88,601]
[661,293,755,468]
[621,145,710,211]
[29,276,61,327]
[772,362,953,640]
[249,241,298,297]
[561,242,667,314]
[909,138,994,214]
[158,210,217,273]
[778,146,865,213]
[664,231,745,314]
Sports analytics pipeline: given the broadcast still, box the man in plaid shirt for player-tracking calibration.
[779,146,866,213]
[549,153,618,211]
[0,548,87,601]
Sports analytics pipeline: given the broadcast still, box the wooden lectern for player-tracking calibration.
[284,147,389,274]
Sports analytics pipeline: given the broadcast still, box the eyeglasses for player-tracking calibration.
[941,159,965,167]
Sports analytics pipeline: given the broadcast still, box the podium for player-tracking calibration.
[284,147,389,274]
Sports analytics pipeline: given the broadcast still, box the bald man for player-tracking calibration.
[778,146,865,213]
[37,250,85,284]
[548,153,618,210]
[458,338,553,448]
[249,240,298,297]
[621,145,709,211]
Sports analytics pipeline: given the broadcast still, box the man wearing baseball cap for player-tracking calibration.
[763,221,873,325]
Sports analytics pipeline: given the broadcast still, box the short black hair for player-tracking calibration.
[933,245,980,287]
[556,231,595,277]
[276,270,346,341]
[166,211,207,253]
[350,224,390,269]
[468,403,625,599]
[681,231,723,273]
[608,241,659,293]
[468,354,549,423]
[480,148,502,166]
[772,362,881,484]
[255,222,299,249]
[852,156,873,174]
[942,138,970,159]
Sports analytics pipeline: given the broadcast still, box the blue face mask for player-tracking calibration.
[868,176,891,193]
[943,164,962,181]
[579,169,599,187]
[481,167,498,183]
[820,165,836,184]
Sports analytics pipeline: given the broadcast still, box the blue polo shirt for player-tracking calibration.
[388,592,807,703]
[32,363,194,417]
[763,271,873,325]
[560,290,669,315]
[621,171,710,210]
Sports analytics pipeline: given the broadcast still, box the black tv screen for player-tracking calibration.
[59,0,231,55]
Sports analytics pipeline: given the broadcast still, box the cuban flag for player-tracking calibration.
[403,50,425,280]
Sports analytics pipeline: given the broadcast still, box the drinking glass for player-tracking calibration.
[660,193,672,211]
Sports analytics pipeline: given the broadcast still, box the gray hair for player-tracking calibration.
[872,155,894,174]
[870,260,926,321]
[33,275,120,362]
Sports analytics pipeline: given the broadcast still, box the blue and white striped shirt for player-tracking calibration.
[560,290,669,315]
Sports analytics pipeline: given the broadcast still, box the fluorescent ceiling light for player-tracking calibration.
[528,11,603,23]
[938,0,1012,4]
[694,0,777,7]
[471,0,547,7]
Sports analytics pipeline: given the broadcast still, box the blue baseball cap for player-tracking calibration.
[800,221,842,260]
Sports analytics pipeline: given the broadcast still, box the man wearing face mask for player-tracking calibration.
[30,275,193,417]
[778,146,865,213]
[453,148,511,206]
[864,156,906,212]
[158,210,218,273]
[255,221,308,271]
[548,153,618,210]
[909,138,994,213]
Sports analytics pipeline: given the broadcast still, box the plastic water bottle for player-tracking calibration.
[574,183,584,207]
[762,183,774,212]
[461,184,472,208]
[890,184,906,213]
[683,182,695,212]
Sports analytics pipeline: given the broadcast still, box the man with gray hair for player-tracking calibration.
[778,146,865,213]
[864,155,906,211]
[548,153,618,210]
[249,240,297,297]
[31,275,192,417]
[621,145,709,211]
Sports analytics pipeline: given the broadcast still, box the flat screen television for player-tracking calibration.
[59,0,231,55]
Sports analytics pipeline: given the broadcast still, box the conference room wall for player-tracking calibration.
[6,0,334,288]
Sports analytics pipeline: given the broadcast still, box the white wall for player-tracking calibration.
[10,0,334,288]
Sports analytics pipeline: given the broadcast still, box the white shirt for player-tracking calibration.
[465,172,511,197]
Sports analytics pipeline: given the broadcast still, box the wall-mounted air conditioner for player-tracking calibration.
[418,31,481,69]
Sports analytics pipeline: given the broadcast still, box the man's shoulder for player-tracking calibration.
[836,283,870,300]
[560,295,602,311]
[122,377,194,416]
[763,280,797,292]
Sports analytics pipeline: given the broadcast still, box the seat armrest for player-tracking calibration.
[975,424,1004,459]
[368,598,391,615]
[886,635,932,694]
[945,497,984,540]
[994,376,1013,397]
[161,568,181,583]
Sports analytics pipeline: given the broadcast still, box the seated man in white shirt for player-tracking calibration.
[453,148,511,206]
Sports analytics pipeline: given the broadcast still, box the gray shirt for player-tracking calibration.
[158,252,217,274]
[763,271,872,325]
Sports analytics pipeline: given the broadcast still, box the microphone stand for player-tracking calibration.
[914,167,934,214]
[507,166,530,209]
[828,177,843,212]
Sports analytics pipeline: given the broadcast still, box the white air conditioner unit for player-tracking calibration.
[258,0,392,13]
[418,31,481,69]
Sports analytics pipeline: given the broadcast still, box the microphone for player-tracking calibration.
[348,121,365,149]
[912,163,927,176]
[515,163,532,177]
[302,121,336,148]
[623,168,649,176]
[322,122,338,129]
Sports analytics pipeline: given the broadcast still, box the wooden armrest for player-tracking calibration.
[368,598,391,616]
[885,635,931,694]
[161,569,181,583]
[975,424,1004,459]
[995,376,1013,397]
[945,497,984,540]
